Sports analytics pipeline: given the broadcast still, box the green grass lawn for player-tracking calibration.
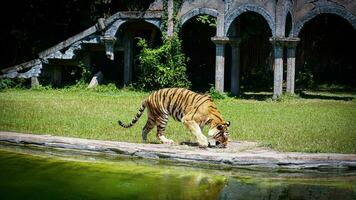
[0,87,355,153]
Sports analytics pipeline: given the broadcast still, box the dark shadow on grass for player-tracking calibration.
[237,93,272,101]
[298,91,354,101]
[226,89,272,101]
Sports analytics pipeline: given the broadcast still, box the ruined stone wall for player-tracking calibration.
[292,0,356,36]
[173,0,356,38]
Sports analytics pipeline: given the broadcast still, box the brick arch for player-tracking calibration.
[180,8,219,27]
[293,5,356,37]
[224,4,276,36]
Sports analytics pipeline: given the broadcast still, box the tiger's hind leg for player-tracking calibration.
[156,115,174,144]
[142,118,155,142]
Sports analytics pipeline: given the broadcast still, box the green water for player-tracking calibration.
[0,144,355,200]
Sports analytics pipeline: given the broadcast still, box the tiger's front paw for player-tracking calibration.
[198,141,209,148]
[163,139,174,144]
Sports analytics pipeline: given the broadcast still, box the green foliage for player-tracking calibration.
[276,93,301,102]
[0,79,14,90]
[161,0,184,33]
[0,78,27,90]
[75,63,92,85]
[92,83,119,93]
[196,15,217,28]
[136,34,191,91]
[207,85,227,100]
[172,0,184,31]
[296,66,315,89]
[161,0,169,32]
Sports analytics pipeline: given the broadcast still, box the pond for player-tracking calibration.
[0,143,355,200]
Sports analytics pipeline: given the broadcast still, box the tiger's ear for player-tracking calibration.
[217,124,224,130]
[225,121,231,127]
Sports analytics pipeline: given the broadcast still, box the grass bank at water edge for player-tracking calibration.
[0,87,355,153]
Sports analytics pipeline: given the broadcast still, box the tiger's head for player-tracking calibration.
[208,121,230,148]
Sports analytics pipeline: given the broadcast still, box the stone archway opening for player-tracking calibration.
[285,12,292,37]
[91,20,162,86]
[296,14,356,90]
[226,11,273,94]
[180,15,217,92]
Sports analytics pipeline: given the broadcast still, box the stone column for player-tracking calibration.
[31,77,39,88]
[123,32,133,86]
[285,38,300,94]
[229,38,241,96]
[102,36,116,60]
[270,37,284,99]
[167,0,174,36]
[216,14,225,37]
[211,37,229,93]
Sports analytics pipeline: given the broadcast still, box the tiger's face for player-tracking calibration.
[208,121,230,148]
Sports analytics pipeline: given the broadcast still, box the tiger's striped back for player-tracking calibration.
[145,88,214,122]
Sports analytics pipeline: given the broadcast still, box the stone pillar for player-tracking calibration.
[270,38,284,99]
[123,32,133,86]
[211,37,229,93]
[216,14,225,37]
[88,71,104,88]
[167,0,174,36]
[229,38,241,96]
[285,38,300,94]
[31,77,39,88]
[102,36,116,60]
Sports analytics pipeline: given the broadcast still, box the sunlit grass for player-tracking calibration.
[0,87,355,153]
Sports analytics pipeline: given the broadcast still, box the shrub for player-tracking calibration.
[207,85,227,100]
[0,78,27,90]
[296,66,315,89]
[75,63,92,85]
[136,33,191,91]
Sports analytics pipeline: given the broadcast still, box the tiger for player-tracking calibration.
[118,88,230,148]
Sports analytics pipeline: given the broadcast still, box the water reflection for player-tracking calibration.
[219,178,356,200]
[0,144,355,200]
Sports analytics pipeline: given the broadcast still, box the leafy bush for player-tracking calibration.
[207,85,227,100]
[136,34,191,91]
[296,66,315,89]
[0,78,14,90]
[0,78,27,90]
[196,15,217,28]
[75,63,92,85]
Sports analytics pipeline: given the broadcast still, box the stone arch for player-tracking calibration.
[293,5,356,37]
[105,19,126,37]
[225,4,276,36]
[104,19,162,37]
[179,8,218,91]
[180,8,219,27]
[285,11,294,37]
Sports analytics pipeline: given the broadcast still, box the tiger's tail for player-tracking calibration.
[118,103,146,128]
